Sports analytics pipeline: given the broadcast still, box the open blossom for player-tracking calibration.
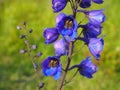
[54,38,69,56]
[79,0,104,8]
[86,10,106,25]
[52,0,68,12]
[56,13,78,40]
[78,57,98,78]
[41,56,62,80]
[43,28,59,44]
[88,38,104,60]
[83,23,102,39]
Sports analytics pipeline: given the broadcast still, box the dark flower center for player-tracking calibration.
[64,19,73,29]
[48,59,59,68]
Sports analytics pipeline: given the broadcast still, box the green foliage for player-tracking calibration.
[0,0,120,90]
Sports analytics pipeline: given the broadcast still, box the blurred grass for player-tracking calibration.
[0,0,120,90]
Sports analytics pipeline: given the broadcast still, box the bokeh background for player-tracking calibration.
[0,0,120,90]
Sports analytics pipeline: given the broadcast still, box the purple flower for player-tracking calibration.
[43,28,59,44]
[54,38,69,56]
[52,0,68,13]
[88,38,104,59]
[56,13,78,40]
[83,23,102,39]
[41,56,62,80]
[79,0,103,8]
[86,10,106,25]
[78,57,98,78]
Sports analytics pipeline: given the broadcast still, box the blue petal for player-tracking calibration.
[56,13,66,26]
[79,57,98,78]
[69,31,77,40]
[88,10,106,25]
[92,0,104,4]
[53,71,61,80]
[54,38,69,56]
[80,0,91,8]
[88,38,104,59]
[43,67,57,76]
[83,23,102,39]
[43,28,59,44]
[80,70,93,78]
[52,0,68,12]
[53,64,62,80]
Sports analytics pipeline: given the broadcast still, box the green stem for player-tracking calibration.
[23,26,42,89]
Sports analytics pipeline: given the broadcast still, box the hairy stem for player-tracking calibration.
[58,41,73,90]
[25,35,42,80]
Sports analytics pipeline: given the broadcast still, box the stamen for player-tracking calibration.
[65,20,69,28]
[69,21,73,28]
[64,19,73,29]
[48,59,58,68]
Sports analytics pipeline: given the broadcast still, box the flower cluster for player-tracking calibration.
[16,0,106,89]
[41,0,106,82]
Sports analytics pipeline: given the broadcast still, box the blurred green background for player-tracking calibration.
[0,0,120,90]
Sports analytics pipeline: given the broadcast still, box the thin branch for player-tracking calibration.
[23,25,43,89]
[68,65,79,71]
[63,69,79,86]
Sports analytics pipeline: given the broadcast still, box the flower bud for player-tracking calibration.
[29,29,33,33]
[24,40,28,44]
[38,82,44,89]
[22,21,26,27]
[19,35,25,39]
[16,26,21,30]
[20,49,27,54]
[32,45,37,50]
[34,52,42,57]
[43,28,59,44]
[33,63,38,70]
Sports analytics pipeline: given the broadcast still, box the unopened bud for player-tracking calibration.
[22,21,26,27]
[24,40,28,44]
[35,52,42,57]
[29,29,33,33]
[33,63,38,70]
[20,49,27,54]
[32,45,37,50]
[38,82,44,89]
[16,26,21,30]
[19,35,25,39]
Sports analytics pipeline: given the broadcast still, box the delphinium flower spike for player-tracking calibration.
[41,0,106,89]
[17,0,106,89]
